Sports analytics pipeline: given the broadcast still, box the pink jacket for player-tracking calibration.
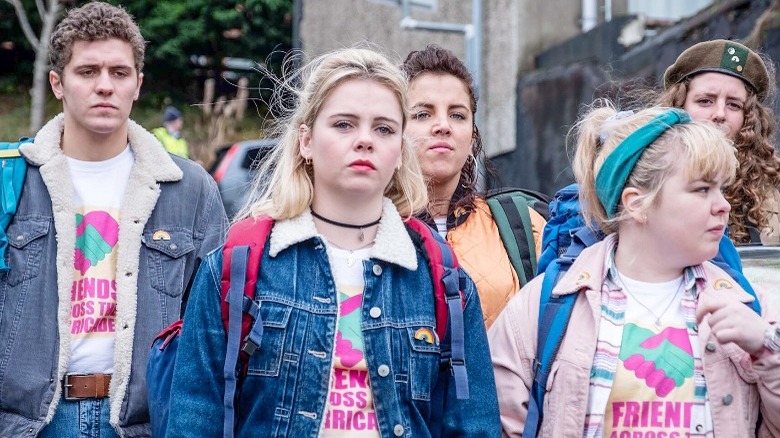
[488,239,780,437]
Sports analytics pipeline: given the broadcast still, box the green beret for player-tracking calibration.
[664,39,769,101]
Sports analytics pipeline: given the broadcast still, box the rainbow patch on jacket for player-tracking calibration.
[414,328,436,344]
[152,230,171,241]
[713,278,733,290]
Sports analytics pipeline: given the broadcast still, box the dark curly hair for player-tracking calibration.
[401,44,482,216]
[656,79,780,243]
[50,2,146,77]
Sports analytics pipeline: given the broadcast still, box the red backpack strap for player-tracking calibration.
[405,217,469,399]
[220,216,274,356]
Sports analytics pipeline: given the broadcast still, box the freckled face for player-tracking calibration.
[683,72,747,140]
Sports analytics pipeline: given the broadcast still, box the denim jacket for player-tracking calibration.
[166,198,501,437]
[0,114,227,437]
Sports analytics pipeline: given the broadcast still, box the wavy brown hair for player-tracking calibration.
[50,2,145,77]
[656,79,780,243]
[401,45,483,217]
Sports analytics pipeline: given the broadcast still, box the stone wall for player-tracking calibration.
[491,0,780,195]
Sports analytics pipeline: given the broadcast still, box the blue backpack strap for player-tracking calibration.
[223,245,249,438]
[524,226,598,437]
[405,218,469,399]
[712,234,761,314]
[219,217,274,437]
[524,259,578,437]
[440,240,469,399]
[0,138,31,271]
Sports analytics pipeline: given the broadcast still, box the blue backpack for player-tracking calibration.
[0,138,31,270]
[524,183,762,437]
[147,216,470,437]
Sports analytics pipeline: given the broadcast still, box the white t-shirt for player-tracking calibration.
[434,217,447,238]
[321,244,380,437]
[603,273,714,437]
[66,146,134,374]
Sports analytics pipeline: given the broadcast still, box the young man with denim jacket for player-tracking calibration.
[0,3,227,437]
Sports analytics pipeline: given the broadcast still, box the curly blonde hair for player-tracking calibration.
[656,79,780,243]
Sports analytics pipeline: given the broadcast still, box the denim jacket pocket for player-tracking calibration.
[407,326,439,402]
[246,300,292,377]
[143,230,195,297]
[5,218,49,286]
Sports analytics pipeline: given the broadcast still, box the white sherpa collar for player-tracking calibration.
[22,113,183,182]
[269,197,418,271]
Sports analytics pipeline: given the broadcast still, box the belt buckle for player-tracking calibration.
[62,373,87,401]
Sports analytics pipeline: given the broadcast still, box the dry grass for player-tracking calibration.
[0,93,265,168]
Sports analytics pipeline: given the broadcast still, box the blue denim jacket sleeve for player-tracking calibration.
[166,251,228,437]
[434,276,502,437]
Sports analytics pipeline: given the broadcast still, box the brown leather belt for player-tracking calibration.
[61,373,111,400]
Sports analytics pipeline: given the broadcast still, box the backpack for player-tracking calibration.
[147,216,469,437]
[485,187,551,286]
[524,183,763,437]
[0,138,31,271]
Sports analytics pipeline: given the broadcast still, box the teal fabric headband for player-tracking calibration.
[595,108,691,218]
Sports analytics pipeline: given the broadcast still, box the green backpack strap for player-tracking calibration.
[0,137,31,271]
[486,188,551,287]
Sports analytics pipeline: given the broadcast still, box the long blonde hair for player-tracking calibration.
[237,47,428,221]
[572,101,738,233]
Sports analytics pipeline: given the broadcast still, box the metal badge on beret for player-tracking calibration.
[663,39,770,101]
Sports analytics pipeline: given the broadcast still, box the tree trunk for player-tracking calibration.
[29,0,61,134]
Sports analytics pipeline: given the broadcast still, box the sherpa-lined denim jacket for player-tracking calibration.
[166,198,501,437]
[0,114,227,437]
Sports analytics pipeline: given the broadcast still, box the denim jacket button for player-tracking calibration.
[369,307,381,319]
[705,341,716,352]
[372,264,382,276]
[378,364,390,377]
[393,424,404,436]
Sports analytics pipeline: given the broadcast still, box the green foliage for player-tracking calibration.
[0,0,293,100]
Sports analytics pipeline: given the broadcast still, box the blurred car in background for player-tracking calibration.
[210,138,276,218]
[737,245,779,305]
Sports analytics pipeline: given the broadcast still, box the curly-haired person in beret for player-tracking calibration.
[657,39,780,246]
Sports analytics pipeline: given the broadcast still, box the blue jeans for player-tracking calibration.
[38,396,119,438]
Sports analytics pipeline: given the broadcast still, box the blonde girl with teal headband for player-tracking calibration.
[489,102,780,437]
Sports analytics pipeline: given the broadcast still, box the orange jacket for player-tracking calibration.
[446,198,546,328]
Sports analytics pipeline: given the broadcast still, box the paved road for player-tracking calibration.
[739,246,779,307]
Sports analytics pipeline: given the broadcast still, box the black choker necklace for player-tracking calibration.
[311,210,381,242]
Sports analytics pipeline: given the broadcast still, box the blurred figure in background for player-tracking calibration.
[153,105,190,159]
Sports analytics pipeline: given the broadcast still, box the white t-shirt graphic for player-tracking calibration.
[66,146,133,374]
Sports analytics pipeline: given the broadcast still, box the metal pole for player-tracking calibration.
[582,0,598,32]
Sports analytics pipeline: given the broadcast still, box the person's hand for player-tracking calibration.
[696,294,770,355]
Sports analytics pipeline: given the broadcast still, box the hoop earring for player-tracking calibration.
[304,156,312,166]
